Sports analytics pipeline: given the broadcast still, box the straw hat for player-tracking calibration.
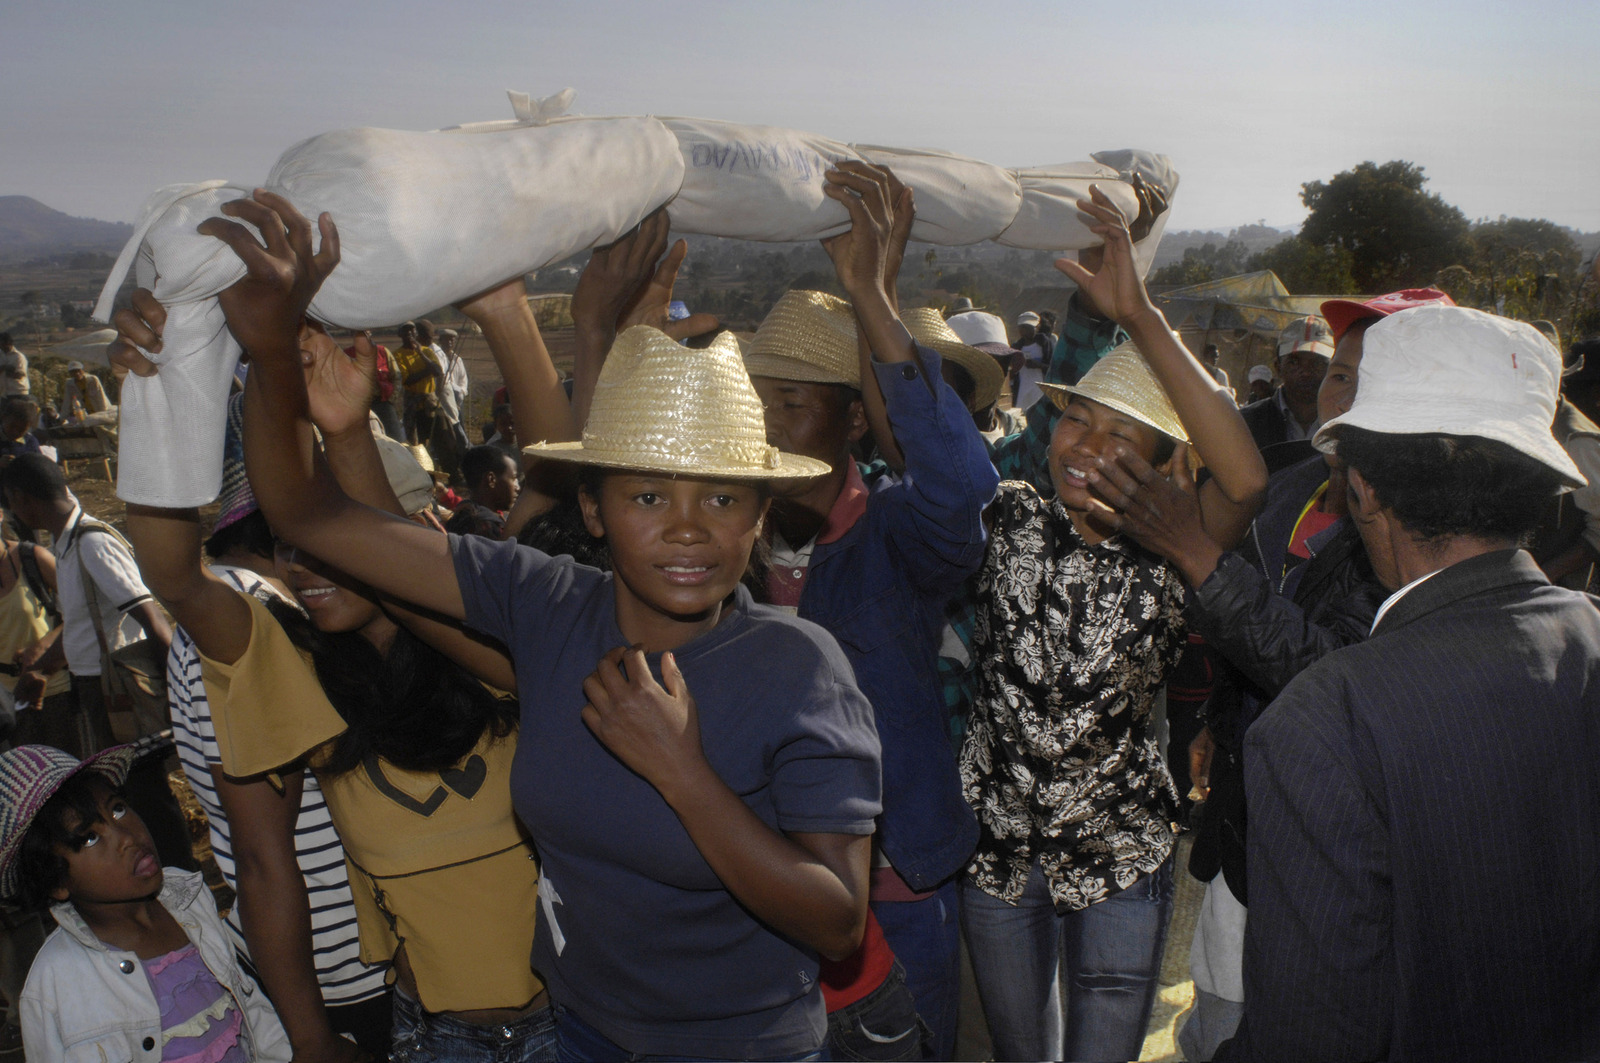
[900,307,1006,413]
[743,291,861,388]
[1038,341,1189,444]
[526,326,832,480]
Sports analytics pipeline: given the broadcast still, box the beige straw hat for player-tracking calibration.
[524,326,831,480]
[1038,341,1189,444]
[900,307,1006,413]
[743,290,861,388]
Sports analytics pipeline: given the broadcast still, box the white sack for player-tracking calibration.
[96,115,683,507]
[852,145,1022,245]
[97,90,1177,508]
[998,149,1179,278]
[660,117,865,241]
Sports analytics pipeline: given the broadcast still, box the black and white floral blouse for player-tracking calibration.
[960,481,1186,911]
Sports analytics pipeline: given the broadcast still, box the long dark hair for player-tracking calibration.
[264,599,517,776]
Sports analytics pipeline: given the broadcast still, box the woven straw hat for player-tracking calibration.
[526,326,831,480]
[1039,341,1189,444]
[900,307,1006,413]
[743,291,861,388]
[0,744,138,898]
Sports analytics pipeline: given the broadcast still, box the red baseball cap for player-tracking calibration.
[1320,288,1457,342]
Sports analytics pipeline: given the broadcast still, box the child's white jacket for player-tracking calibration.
[20,868,290,1063]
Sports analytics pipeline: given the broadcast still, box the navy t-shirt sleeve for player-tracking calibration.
[766,628,883,836]
[449,532,604,651]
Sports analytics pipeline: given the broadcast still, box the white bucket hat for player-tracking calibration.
[1312,304,1583,489]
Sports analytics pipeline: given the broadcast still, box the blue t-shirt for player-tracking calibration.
[451,534,882,1059]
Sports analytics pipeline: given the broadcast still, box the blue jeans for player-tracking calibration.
[826,960,932,1061]
[961,854,1174,1063]
[551,1004,822,1062]
[390,989,557,1063]
[870,882,960,1060]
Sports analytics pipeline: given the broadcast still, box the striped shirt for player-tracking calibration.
[168,565,387,1005]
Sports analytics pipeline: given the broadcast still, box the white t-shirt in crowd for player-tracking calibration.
[54,506,152,677]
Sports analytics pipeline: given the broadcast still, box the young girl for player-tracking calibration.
[200,189,883,1061]
[2,744,290,1063]
[958,187,1268,1063]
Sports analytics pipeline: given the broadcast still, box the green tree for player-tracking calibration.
[1299,160,1470,292]
[1434,218,1583,330]
[1246,237,1358,294]
[1150,241,1251,286]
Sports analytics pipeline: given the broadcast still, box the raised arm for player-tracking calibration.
[308,332,518,691]
[108,289,257,664]
[824,163,917,473]
[1058,186,1266,548]
[202,190,463,620]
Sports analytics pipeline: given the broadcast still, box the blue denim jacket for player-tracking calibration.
[797,346,999,890]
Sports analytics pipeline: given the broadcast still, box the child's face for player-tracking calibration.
[51,778,162,905]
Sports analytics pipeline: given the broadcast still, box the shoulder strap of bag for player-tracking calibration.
[17,541,59,626]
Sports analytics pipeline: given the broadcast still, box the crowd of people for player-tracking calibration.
[0,157,1594,1063]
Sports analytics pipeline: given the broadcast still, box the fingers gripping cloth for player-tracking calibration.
[96,89,1178,507]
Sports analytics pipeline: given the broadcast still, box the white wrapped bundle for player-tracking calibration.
[852,145,1022,245]
[660,117,864,241]
[96,114,683,506]
[97,90,1177,507]
[281,116,684,326]
[998,149,1179,277]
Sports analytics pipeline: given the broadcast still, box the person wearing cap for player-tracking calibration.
[958,186,1267,1063]
[1088,286,1456,1058]
[1212,305,1600,1062]
[1244,364,1274,404]
[59,362,109,423]
[435,328,472,469]
[204,190,881,1061]
[0,334,28,399]
[943,309,1026,442]
[1238,316,1334,450]
[0,744,290,1063]
[1013,311,1052,410]
[739,163,998,1059]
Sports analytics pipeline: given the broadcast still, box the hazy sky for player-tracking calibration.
[4,0,1597,235]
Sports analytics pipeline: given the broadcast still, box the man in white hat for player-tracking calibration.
[1013,311,1051,409]
[61,361,110,422]
[1238,316,1333,450]
[1244,364,1274,404]
[1215,305,1600,1061]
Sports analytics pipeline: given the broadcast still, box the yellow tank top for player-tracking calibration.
[0,550,70,697]
[200,594,541,1013]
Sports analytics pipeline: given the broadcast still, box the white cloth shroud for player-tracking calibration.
[96,90,1177,507]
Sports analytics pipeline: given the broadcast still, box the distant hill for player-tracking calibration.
[0,196,132,263]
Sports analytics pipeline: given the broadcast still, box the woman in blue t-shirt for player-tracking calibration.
[180,185,905,1060]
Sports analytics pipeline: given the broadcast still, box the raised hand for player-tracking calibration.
[820,161,900,302]
[199,189,340,361]
[301,327,377,439]
[570,208,671,338]
[580,646,706,800]
[880,169,915,311]
[108,289,167,378]
[1085,441,1225,588]
[619,237,721,342]
[1052,184,1160,329]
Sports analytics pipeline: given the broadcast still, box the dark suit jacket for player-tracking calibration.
[1217,550,1600,1062]
[1238,391,1291,450]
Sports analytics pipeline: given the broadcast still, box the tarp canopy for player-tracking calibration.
[1156,270,1348,338]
